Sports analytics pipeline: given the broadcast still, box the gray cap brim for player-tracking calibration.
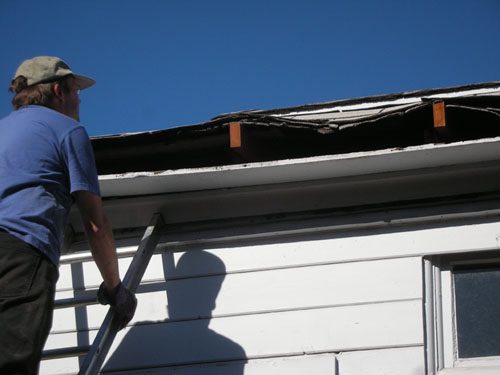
[73,73,95,90]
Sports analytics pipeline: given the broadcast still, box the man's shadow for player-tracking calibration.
[103,250,246,373]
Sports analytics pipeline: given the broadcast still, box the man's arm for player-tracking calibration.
[74,190,120,290]
[74,190,136,330]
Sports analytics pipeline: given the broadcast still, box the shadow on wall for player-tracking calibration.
[103,250,247,374]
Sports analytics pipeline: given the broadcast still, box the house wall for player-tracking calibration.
[40,201,500,374]
[39,144,500,374]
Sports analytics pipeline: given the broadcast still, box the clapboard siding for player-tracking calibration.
[45,299,422,372]
[56,251,164,291]
[100,347,423,375]
[44,249,424,374]
[41,347,424,375]
[40,357,80,375]
[43,353,337,375]
[56,217,500,293]
[337,346,425,375]
[160,219,500,274]
[51,257,422,333]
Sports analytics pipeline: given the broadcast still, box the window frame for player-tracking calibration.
[425,251,500,375]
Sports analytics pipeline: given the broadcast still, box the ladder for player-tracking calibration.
[43,213,165,375]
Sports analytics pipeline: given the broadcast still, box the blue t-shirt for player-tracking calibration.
[0,105,101,266]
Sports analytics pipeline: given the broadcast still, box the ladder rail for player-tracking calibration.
[78,213,164,375]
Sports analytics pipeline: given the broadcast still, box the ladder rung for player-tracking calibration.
[54,296,97,309]
[42,346,90,360]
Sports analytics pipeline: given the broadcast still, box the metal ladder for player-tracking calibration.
[43,213,164,375]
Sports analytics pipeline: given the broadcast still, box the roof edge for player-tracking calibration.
[91,81,500,141]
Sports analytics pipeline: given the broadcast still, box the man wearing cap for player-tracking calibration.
[0,56,136,374]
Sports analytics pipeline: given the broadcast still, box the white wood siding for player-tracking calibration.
[106,353,338,375]
[337,347,424,375]
[40,207,500,374]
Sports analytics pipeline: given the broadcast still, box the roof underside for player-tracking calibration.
[92,82,500,175]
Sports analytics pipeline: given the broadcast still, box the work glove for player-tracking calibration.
[97,282,137,330]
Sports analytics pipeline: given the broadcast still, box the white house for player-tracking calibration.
[41,82,500,374]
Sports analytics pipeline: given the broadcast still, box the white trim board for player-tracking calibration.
[99,137,500,197]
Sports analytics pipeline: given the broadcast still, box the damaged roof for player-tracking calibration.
[92,82,500,175]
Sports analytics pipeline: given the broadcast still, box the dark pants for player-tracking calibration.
[0,231,58,375]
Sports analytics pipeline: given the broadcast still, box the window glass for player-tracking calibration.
[454,264,500,359]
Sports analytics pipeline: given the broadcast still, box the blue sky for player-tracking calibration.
[1,0,499,136]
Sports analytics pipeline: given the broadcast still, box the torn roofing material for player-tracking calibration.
[92,82,500,175]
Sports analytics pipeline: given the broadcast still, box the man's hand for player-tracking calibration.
[97,282,137,330]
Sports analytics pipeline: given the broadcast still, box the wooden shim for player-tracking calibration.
[230,122,242,148]
[433,101,446,128]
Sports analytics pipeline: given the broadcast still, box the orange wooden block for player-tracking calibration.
[230,122,242,148]
[433,102,446,128]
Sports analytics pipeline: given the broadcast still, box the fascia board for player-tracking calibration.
[99,137,500,198]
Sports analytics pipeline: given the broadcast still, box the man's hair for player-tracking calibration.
[9,75,70,110]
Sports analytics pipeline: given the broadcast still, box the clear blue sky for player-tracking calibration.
[1,0,499,136]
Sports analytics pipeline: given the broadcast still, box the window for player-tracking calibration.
[425,252,500,374]
[454,264,500,359]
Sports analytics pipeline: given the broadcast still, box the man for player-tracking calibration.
[0,56,136,374]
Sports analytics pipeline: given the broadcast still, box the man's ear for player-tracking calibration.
[53,83,64,101]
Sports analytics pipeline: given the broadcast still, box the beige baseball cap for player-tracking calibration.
[13,56,95,90]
